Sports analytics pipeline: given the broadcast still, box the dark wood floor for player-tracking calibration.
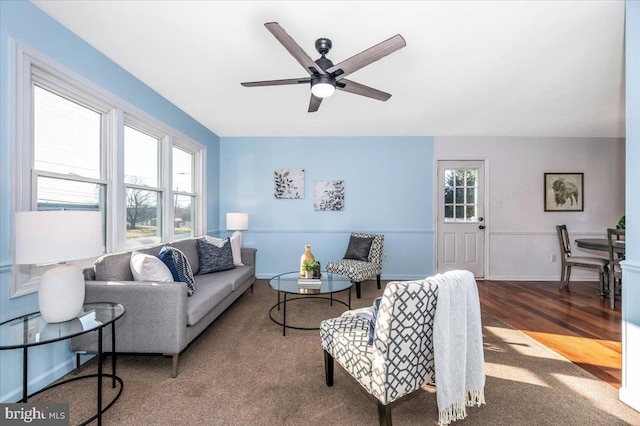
[477,279,622,388]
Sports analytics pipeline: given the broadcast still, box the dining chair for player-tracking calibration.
[607,228,625,309]
[556,225,609,293]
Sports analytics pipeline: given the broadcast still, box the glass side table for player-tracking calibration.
[0,302,125,426]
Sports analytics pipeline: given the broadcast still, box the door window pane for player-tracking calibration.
[174,194,194,239]
[34,86,101,178]
[124,126,158,186]
[173,147,193,193]
[126,188,161,248]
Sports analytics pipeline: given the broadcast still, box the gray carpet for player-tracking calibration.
[33,280,640,425]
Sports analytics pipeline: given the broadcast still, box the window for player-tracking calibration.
[444,168,478,222]
[173,147,196,239]
[12,43,206,297]
[124,125,162,248]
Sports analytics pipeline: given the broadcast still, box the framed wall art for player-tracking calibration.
[274,168,304,199]
[314,180,344,211]
[544,172,584,212]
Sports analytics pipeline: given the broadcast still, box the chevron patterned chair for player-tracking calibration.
[326,233,384,299]
[320,278,439,426]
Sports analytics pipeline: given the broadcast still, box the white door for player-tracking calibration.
[436,160,485,277]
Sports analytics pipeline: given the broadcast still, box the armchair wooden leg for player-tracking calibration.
[355,282,362,299]
[376,274,381,290]
[378,401,392,426]
[324,350,334,386]
[171,353,179,378]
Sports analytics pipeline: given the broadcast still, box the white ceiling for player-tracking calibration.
[31,1,626,138]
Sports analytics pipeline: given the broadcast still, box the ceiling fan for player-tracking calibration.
[241,22,406,112]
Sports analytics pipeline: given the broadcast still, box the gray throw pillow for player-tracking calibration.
[196,238,236,274]
[343,236,374,261]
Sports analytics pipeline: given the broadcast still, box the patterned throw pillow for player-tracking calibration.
[158,246,195,296]
[368,297,382,345]
[196,238,236,274]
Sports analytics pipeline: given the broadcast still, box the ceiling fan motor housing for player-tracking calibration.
[315,38,332,55]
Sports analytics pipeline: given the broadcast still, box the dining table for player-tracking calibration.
[575,238,625,256]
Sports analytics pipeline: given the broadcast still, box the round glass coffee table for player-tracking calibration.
[269,271,352,336]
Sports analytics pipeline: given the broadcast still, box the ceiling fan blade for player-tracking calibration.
[265,22,325,76]
[337,79,391,101]
[241,78,310,87]
[326,34,406,80]
[308,94,323,112]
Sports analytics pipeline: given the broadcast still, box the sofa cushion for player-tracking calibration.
[196,238,236,274]
[186,280,233,326]
[158,246,195,296]
[169,238,200,275]
[94,251,134,281]
[130,251,174,282]
[195,265,255,292]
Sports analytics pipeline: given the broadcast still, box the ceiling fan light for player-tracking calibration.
[311,76,336,98]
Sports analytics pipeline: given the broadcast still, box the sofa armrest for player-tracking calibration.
[241,247,257,267]
[71,280,189,354]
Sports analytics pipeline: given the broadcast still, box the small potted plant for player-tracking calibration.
[302,258,320,278]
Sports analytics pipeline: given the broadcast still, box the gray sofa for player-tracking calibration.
[72,237,256,377]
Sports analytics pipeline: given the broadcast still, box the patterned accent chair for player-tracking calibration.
[320,279,438,426]
[326,233,384,299]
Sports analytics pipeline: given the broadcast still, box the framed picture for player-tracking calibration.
[544,173,584,212]
[314,180,344,211]
[274,168,304,199]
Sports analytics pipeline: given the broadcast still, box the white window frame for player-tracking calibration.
[11,41,206,298]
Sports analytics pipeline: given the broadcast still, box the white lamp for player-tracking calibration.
[226,212,249,247]
[15,210,102,323]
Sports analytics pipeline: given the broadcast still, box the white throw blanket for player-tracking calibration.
[431,270,486,425]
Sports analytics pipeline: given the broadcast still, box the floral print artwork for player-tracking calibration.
[274,168,304,199]
[314,180,344,211]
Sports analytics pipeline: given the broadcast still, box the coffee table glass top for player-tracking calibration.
[0,302,125,349]
[269,271,352,295]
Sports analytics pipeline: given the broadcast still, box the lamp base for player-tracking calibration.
[38,263,85,323]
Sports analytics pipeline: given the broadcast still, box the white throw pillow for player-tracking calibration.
[204,235,244,266]
[130,251,174,282]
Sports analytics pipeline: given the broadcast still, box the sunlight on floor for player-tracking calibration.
[484,362,550,387]
[551,373,618,411]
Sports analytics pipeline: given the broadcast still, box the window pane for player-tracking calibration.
[455,170,464,186]
[126,187,162,248]
[455,188,465,203]
[444,205,453,219]
[124,126,158,187]
[466,205,476,220]
[36,176,106,251]
[173,147,193,192]
[34,86,101,178]
[175,195,194,239]
[445,169,455,187]
[466,188,476,203]
[466,170,477,186]
[444,187,453,203]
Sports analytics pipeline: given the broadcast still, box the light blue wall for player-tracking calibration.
[620,0,640,410]
[219,137,435,279]
[0,0,219,401]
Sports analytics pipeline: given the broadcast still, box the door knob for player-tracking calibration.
[479,225,485,230]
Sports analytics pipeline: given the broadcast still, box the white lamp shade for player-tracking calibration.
[15,210,103,265]
[226,212,249,231]
[311,82,336,98]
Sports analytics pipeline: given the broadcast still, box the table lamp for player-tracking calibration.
[15,210,102,323]
[226,212,249,247]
